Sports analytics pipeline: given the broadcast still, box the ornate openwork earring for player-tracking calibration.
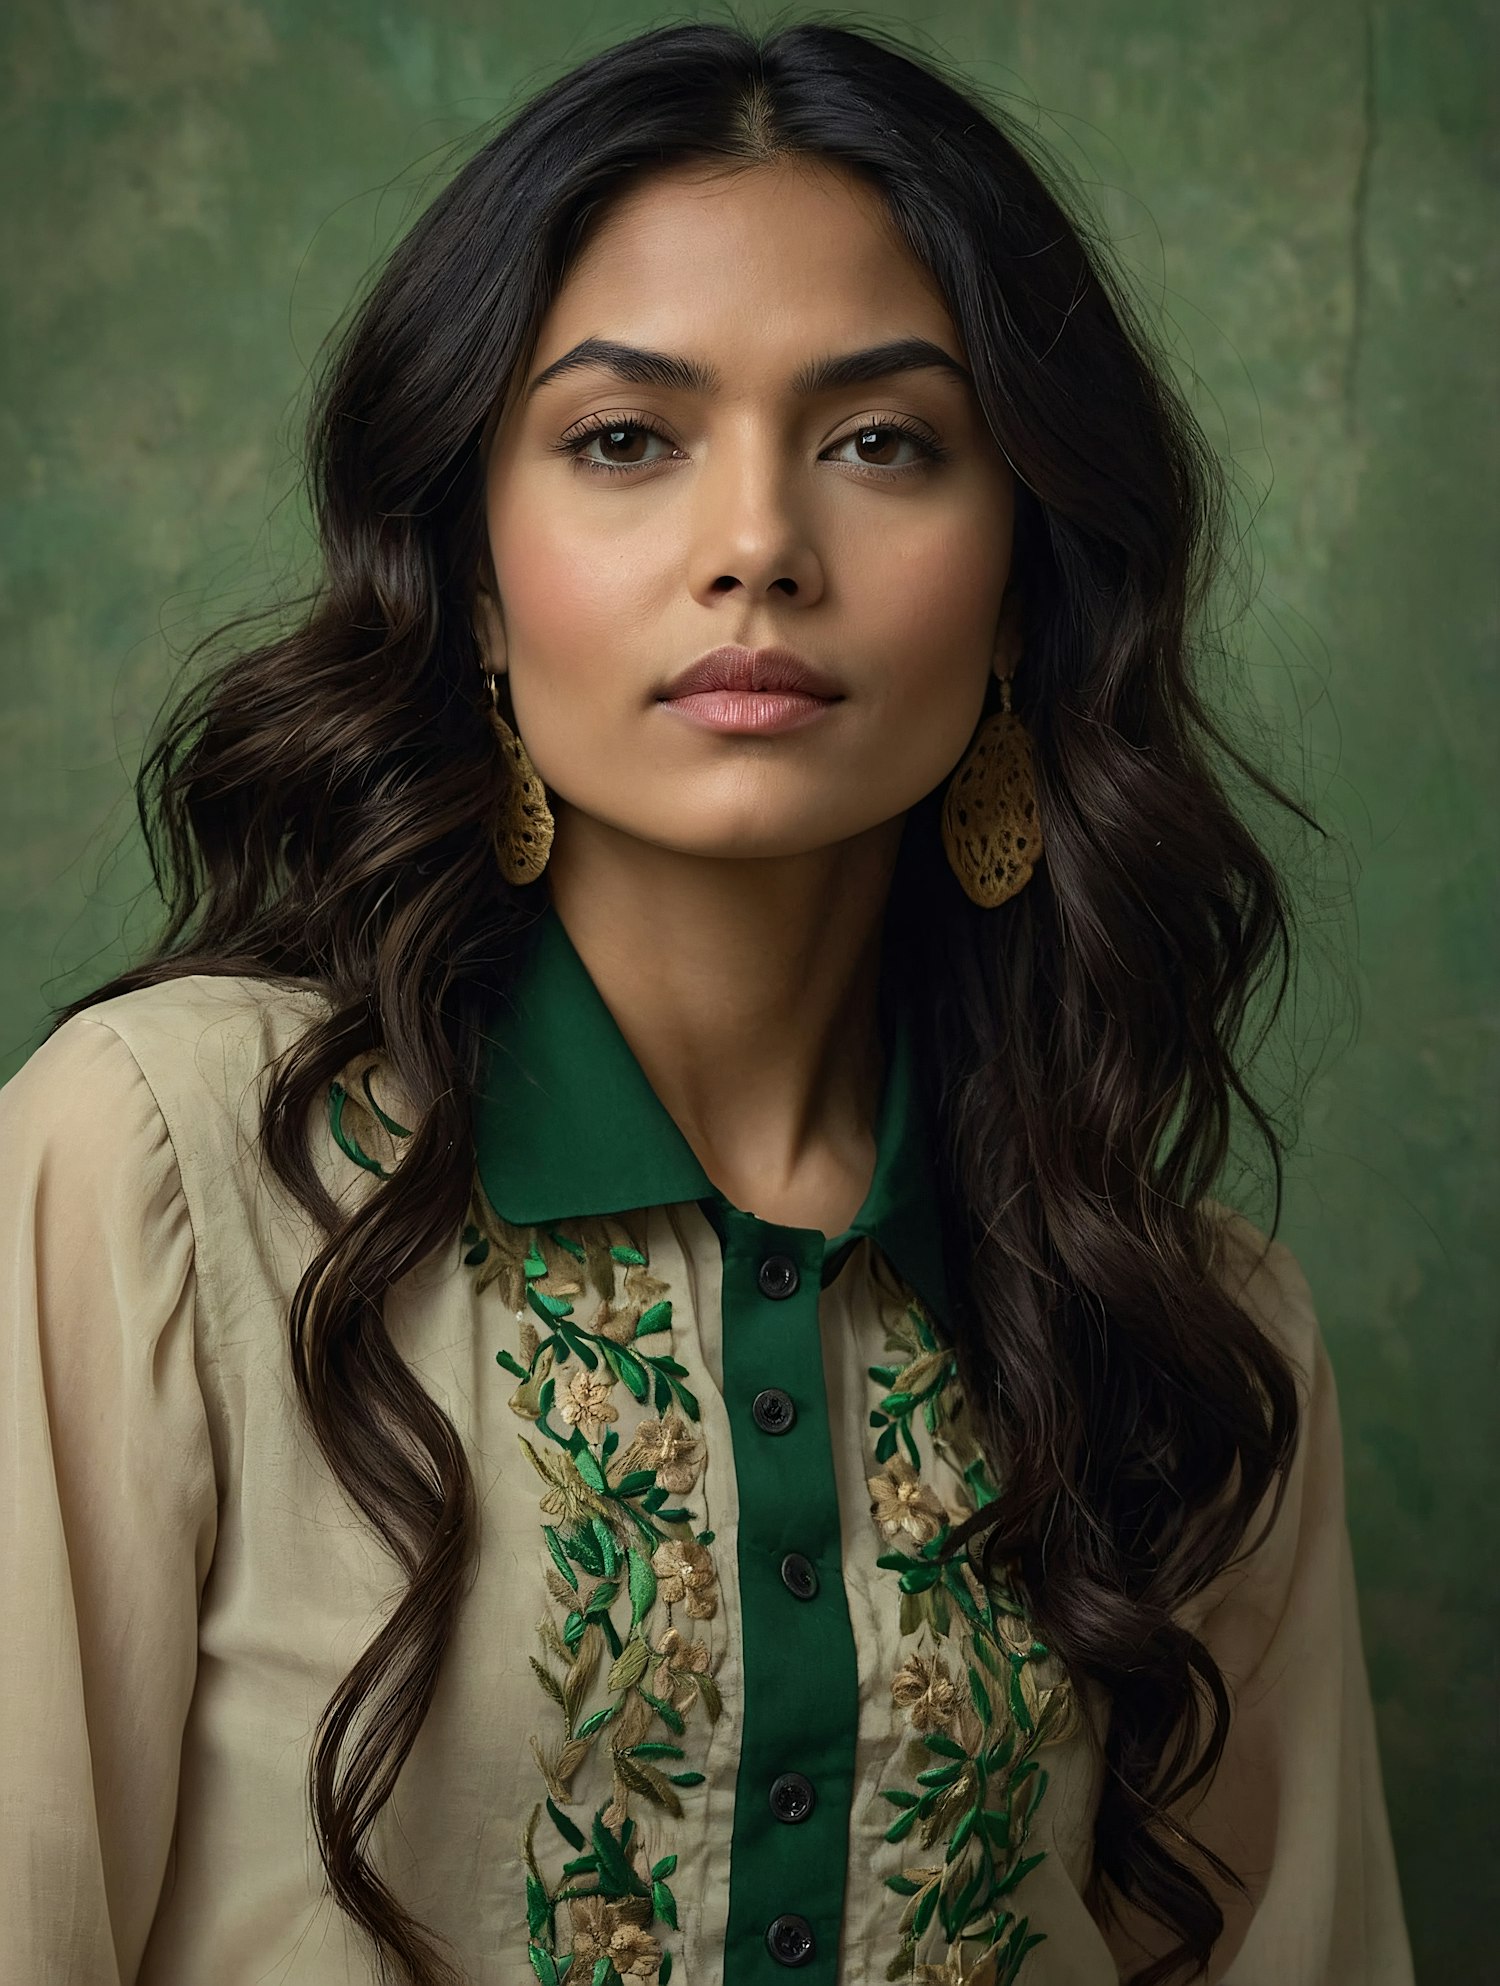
[483,667,555,885]
[939,668,1044,908]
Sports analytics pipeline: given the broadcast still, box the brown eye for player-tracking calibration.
[826,420,950,475]
[557,417,675,474]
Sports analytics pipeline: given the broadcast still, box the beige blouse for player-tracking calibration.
[0,910,1414,1985]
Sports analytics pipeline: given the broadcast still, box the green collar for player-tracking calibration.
[473,900,951,1331]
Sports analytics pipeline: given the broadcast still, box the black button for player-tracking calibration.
[769,1771,816,1824]
[765,1913,816,1966]
[780,1551,819,1600]
[758,1253,800,1299]
[752,1387,797,1434]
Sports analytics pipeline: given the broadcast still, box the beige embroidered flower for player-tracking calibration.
[653,1625,713,1708]
[651,1538,717,1619]
[560,1367,618,1442]
[867,1454,947,1544]
[891,1652,962,1732]
[567,1895,661,1976]
[915,1948,1000,1986]
[635,1414,705,1494]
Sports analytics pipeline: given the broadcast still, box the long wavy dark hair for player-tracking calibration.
[51,15,1325,1985]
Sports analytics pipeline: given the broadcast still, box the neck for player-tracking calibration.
[540,805,907,1232]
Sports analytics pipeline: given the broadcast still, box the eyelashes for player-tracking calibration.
[548,413,953,479]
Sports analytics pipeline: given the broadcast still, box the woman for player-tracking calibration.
[0,18,1413,1986]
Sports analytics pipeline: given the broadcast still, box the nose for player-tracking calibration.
[692,433,825,608]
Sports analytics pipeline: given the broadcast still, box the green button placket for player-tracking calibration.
[716,1204,860,1978]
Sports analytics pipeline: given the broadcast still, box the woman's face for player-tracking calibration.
[478,156,1019,865]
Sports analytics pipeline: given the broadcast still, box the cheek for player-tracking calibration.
[486,490,658,702]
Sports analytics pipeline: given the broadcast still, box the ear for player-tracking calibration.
[472,579,508,675]
[992,584,1025,679]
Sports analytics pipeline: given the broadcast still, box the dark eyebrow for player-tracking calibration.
[524,335,973,402]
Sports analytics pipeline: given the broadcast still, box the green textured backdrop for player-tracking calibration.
[2,4,1494,1976]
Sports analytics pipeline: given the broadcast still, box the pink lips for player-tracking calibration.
[658,644,844,735]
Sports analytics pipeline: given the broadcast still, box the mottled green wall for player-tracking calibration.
[2,2,1493,1974]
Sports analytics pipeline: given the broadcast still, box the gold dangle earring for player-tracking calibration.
[483,666,555,885]
[940,668,1044,908]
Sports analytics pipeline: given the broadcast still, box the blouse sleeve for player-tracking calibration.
[0,1013,218,1986]
[1100,1222,1415,1985]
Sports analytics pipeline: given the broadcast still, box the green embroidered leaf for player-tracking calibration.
[527,1944,561,1985]
[652,1369,672,1414]
[607,1638,649,1693]
[881,1390,916,1414]
[634,1300,672,1335]
[582,1580,619,1619]
[651,1853,679,1880]
[916,1760,962,1788]
[590,1516,620,1579]
[667,1770,705,1786]
[611,1243,647,1266]
[994,1850,1046,1898]
[573,1448,608,1493]
[524,1247,548,1278]
[546,1797,585,1849]
[652,1879,679,1928]
[884,1803,920,1843]
[574,1702,621,1740]
[627,1741,685,1760]
[968,1666,993,1727]
[875,1550,918,1573]
[612,1346,651,1402]
[947,1806,978,1860]
[900,1421,922,1469]
[695,1528,715,1546]
[589,1959,612,1986]
[525,1870,550,1937]
[912,1880,940,1940]
[659,1954,673,1985]
[869,1409,889,1428]
[982,1732,1017,1774]
[543,1527,579,1591]
[1008,1662,1035,1734]
[868,1364,901,1385]
[885,1873,923,1896]
[626,1547,657,1629]
[547,1227,587,1260]
[590,1811,646,1896]
[898,1564,940,1593]
[971,1631,1004,1678]
[881,1787,919,1809]
[924,1732,967,1760]
[571,1526,605,1577]
[614,1469,656,1496]
[529,1286,576,1321]
[637,1687,685,1734]
[496,1348,530,1380]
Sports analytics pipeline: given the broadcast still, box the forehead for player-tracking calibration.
[537,157,956,363]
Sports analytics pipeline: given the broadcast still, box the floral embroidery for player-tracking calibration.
[462,1177,720,1986]
[867,1284,1080,1986]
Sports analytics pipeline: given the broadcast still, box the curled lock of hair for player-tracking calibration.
[55,18,1333,1985]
